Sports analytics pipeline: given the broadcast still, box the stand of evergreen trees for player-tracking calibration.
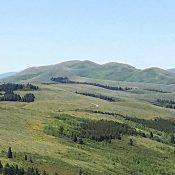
[124,116,175,134]
[154,99,175,109]
[51,77,71,83]
[0,91,35,102]
[51,77,132,91]
[22,93,35,102]
[0,162,50,175]
[0,83,37,102]
[0,83,38,92]
[79,120,136,142]
[0,91,21,102]
[84,82,132,91]
[75,91,116,102]
[0,162,48,175]
[88,110,175,135]
[85,110,175,143]
[144,89,171,93]
[85,110,124,117]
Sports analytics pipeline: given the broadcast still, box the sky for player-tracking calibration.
[0,0,175,73]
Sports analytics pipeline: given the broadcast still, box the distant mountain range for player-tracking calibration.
[167,69,175,74]
[0,72,17,79]
[1,60,175,84]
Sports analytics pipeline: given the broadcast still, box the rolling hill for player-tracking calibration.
[1,61,175,175]
[0,72,16,79]
[1,78,175,175]
[167,68,175,74]
[2,60,175,84]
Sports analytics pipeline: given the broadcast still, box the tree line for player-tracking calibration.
[51,77,132,91]
[154,99,175,109]
[144,88,171,93]
[87,110,175,135]
[123,115,175,144]
[0,163,48,175]
[84,110,124,117]
[83,110,167,143]
[124,116,175,134]
[75,91,116,102]
[0,83,38,92]
[0,91,35,102]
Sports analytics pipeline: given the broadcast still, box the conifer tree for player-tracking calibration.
[7,147,13,158]
[79,168,83,175]
[58,126,64,136]
[129,139,133,146]
[0,161,3,174]
[72,134,78,142]
[78,138,84,144]
[25,154,28,161]
[35,168,40,175]
[150,131,153,138]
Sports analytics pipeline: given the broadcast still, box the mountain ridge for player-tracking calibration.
[0,72,17,79]
[2,60,175,84]
[167,68,175,74]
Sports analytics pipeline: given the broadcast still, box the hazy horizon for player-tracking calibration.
[1,0,175,73]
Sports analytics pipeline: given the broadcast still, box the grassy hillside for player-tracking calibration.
[2,60,175,84]
[1,80,175,174]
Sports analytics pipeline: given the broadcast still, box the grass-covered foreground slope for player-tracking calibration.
[2,60,175,84]
[0,80,175,175]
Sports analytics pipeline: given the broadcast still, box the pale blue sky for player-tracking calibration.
[0,0,175,73]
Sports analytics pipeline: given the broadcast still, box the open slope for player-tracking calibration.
[2,60,175,84]
[0,80,175,174]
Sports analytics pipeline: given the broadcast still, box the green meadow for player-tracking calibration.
[0,80,175,175]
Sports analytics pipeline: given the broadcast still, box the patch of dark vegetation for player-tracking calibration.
[144,88,171,93]
[0,83,38,92]
[79,120,136,143]
[0,163,47,175]
[0,147,49,175]
[22,93,36,102]
[75,91,116,102]
[128,138,134,146]
[84,109,123,117]
[44,113,82,138]
[45,114,136,144]
[51,77,71,83]
[0,91,22,102]
[154,99,175,109]
[0,91,35,102]
[83,110,172,143]
[0,83,37,102]
[86,110,175,137]
[51,77,132,91]
[45,112,175,146]
[123,116,175,135]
